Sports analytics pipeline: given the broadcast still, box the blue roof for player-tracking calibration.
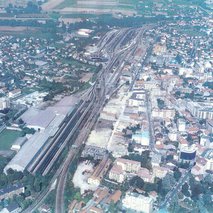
[133,131,149,138]
[158,209,169,213]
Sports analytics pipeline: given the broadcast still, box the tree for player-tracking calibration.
[191,183,203,200]
[123,151,152,171]
[22,127,35,136]
[0,174,8,187]
[127,143,134,153]
[33,178,42,192]
[203,81,213,89]
[141,151,152,170]
[203,191,213,212]
[173,168,181,181]
[154,177,162,193]
[181,183,190,197]
[129,176,144,189]
[108,201,117,213]
[18,118,24,125]
[161,174,176,194]
[174,91,181,98]
[143,182,157,192]
[157,98,165,109]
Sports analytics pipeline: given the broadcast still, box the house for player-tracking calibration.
[8,89,21,99]
[132,131,150,146]
[0,202,21,213]
[109,164,126,183]
[137,167,154,183]
[115,158,141,174]
[0,184,24,201]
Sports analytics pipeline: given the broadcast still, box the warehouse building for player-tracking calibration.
[4,114,65,173]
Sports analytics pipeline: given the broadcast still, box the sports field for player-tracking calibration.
[0,129,21,150]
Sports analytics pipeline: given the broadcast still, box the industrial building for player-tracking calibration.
[4,95,79,174]
[21,108,57,131]
[4,114,65,173]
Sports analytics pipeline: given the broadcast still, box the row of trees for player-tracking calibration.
[5,2,41,14]
[129,176,162,193]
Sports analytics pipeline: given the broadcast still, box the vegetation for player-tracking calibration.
[0,166,52,209]
[157,98,165,109]
[0,129,22,150]
[181,183,190,197]
[5,1,41,14]
[129,176,144,189]
[173,167,182,181]
[203,81,213,90]
[123,150,152,170]
[21,127,36,136]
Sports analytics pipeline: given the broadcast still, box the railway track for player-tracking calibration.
[23,26,154,213]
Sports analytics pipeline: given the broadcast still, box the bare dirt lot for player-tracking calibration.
[0,26,31,31]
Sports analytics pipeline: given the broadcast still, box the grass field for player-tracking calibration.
[54,0,137,10]
[0,129,22,150]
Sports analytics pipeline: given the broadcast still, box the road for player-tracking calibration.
[158,166,193,210]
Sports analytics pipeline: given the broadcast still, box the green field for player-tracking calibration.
[55,0,137,10]
[0,129,22,150]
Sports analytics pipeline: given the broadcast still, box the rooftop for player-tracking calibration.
[0,183,24,196]
[4,114,65,172]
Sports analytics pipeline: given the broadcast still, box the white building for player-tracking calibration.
[168,130,177,141]
[152,108,175,119]
[8,89,21,99]
[207,120,213,133]
[11,137,27,152]
[186,101,213,120]
[177,119,186,132]
[0,98,10,110]
[204,150,213,171]
[109,164,126,183]
[115,158,141,174]
[206,158,213,171]
[122,192,153,213]
[200,135,210,147]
